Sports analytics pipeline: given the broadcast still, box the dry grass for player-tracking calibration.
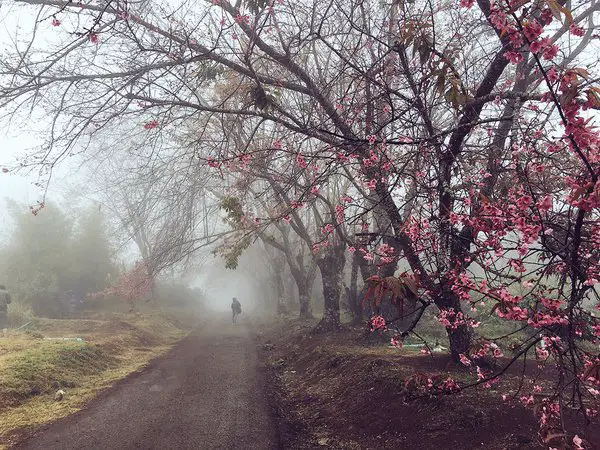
[0,311,192,446]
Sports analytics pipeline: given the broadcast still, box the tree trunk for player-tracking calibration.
[435,290,472,360]
[314,248,346,331]
[273,258,288,315]
[298,285,313,319]
[348,252,363,324]
[446,323,472,361]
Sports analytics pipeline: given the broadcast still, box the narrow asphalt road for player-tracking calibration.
[15,318,280,450]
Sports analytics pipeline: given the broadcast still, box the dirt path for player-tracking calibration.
[14,318,280,450]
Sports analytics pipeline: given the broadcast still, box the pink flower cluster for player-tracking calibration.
[369,315,386,331]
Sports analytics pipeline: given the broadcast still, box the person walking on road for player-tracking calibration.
[231,297,242,324]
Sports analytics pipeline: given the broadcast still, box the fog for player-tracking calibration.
[191,246,282,317]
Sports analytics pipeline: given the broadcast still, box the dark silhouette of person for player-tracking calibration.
[231,297,242,323]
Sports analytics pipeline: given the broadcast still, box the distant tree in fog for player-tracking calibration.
[0,201,116,316]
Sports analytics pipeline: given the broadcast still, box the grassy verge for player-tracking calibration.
[0,311,193,446]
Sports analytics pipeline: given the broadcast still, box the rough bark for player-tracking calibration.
[314,246,346,331]
[272,254,288,315]
[348,252,363,324]
[435,286,473,360]
[298,284,313,319]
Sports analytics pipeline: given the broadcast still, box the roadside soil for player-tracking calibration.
[257,317,600,450]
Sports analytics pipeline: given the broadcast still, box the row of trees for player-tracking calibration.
[0,201,116,316]
[0,197,208,317]
[1,0,599,443]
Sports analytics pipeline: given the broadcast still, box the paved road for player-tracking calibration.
[15,319,280,450]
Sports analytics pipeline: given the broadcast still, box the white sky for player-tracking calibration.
[0,132,44,222]
[0,3,46,226]
[0,3,78,230]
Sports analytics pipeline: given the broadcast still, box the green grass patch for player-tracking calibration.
[0,342,117,408]
[0,311,193,444]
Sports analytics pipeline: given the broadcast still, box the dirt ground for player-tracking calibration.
[257,318,600,450]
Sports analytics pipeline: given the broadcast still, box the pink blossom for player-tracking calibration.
[52,17,61,27]
[520,395,534,406]
[570,24,586,37]
[459,353,472,366]
[515,195,532,210]
[523,20,544,42]
[362,158,375,168]
[541,8,554,25]
[543,44,559,61]
[235,14,250,24]
[336,152,349,162]
[547,67,559,83]
[529,40,544,54]
[144,120,158,129]
[390,334,403,348]
[459,0,475,7]
[322,223,335,235]
[536,346,550,360]
[443,377,460,393]
[504,51,523,64]
[369,315,386,331]
[296,154,308,168]
[449,212,461,225]
[537,195,553,211]
[491,343,504,358]
[476,366,487,381]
